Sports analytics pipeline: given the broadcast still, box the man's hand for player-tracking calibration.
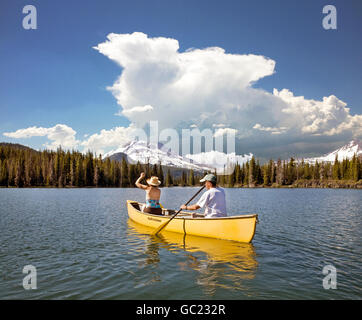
[180,204,187,210]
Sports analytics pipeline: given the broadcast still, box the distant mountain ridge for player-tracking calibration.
[104,140,254,173]
[2,139,360,168]
[104,140,214,172]
[104,139,362,170]
[0,142,36,152]
[303,140,362,164]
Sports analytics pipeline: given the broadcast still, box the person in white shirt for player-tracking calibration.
[180,174,227,218]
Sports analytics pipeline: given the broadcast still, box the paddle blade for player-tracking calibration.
[151,204,170,236]
[152,219,171,236]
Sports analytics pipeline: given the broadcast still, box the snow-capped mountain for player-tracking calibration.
[304,140,362,164]
[104,140,253,173]
[104,140,213,171]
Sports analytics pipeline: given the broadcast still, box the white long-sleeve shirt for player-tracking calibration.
[196,187,227,218]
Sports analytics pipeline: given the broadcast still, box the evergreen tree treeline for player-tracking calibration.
[218,155,362,187]
[0,145,202,188]
[0,145,361,188]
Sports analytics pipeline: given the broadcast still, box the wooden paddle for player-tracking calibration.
[152,185,205,236]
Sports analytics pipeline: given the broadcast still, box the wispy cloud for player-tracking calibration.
[253,123,287,135]
[120,104,154,117]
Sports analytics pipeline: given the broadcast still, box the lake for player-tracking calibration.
[0,188,361,299]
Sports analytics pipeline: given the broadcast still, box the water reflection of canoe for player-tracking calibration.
[127,218,258,274]
[127,200,258,243]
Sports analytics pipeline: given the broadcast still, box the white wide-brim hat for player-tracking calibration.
[147,176,161,186]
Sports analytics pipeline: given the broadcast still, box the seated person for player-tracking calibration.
[135,172,163,215]
[180,174,227,218]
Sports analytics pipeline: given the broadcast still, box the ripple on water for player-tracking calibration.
[0,188,361,299]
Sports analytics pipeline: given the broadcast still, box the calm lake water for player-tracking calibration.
[0,188,361,299]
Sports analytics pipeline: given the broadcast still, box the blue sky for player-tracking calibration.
[1,0,361,158]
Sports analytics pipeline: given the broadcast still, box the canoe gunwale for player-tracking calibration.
[127,200,258,221]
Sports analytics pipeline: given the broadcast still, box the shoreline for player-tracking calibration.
[1,181,361,190]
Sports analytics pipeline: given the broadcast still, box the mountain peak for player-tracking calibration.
[347,139,361,148]
[304,140,362,163]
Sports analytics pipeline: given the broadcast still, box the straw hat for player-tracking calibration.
[147,176,161,186]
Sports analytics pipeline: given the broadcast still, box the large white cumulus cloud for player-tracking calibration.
[93,32,361,155]
[93,32,284,132]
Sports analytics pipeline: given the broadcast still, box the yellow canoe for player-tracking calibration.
[126,200,258,243]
